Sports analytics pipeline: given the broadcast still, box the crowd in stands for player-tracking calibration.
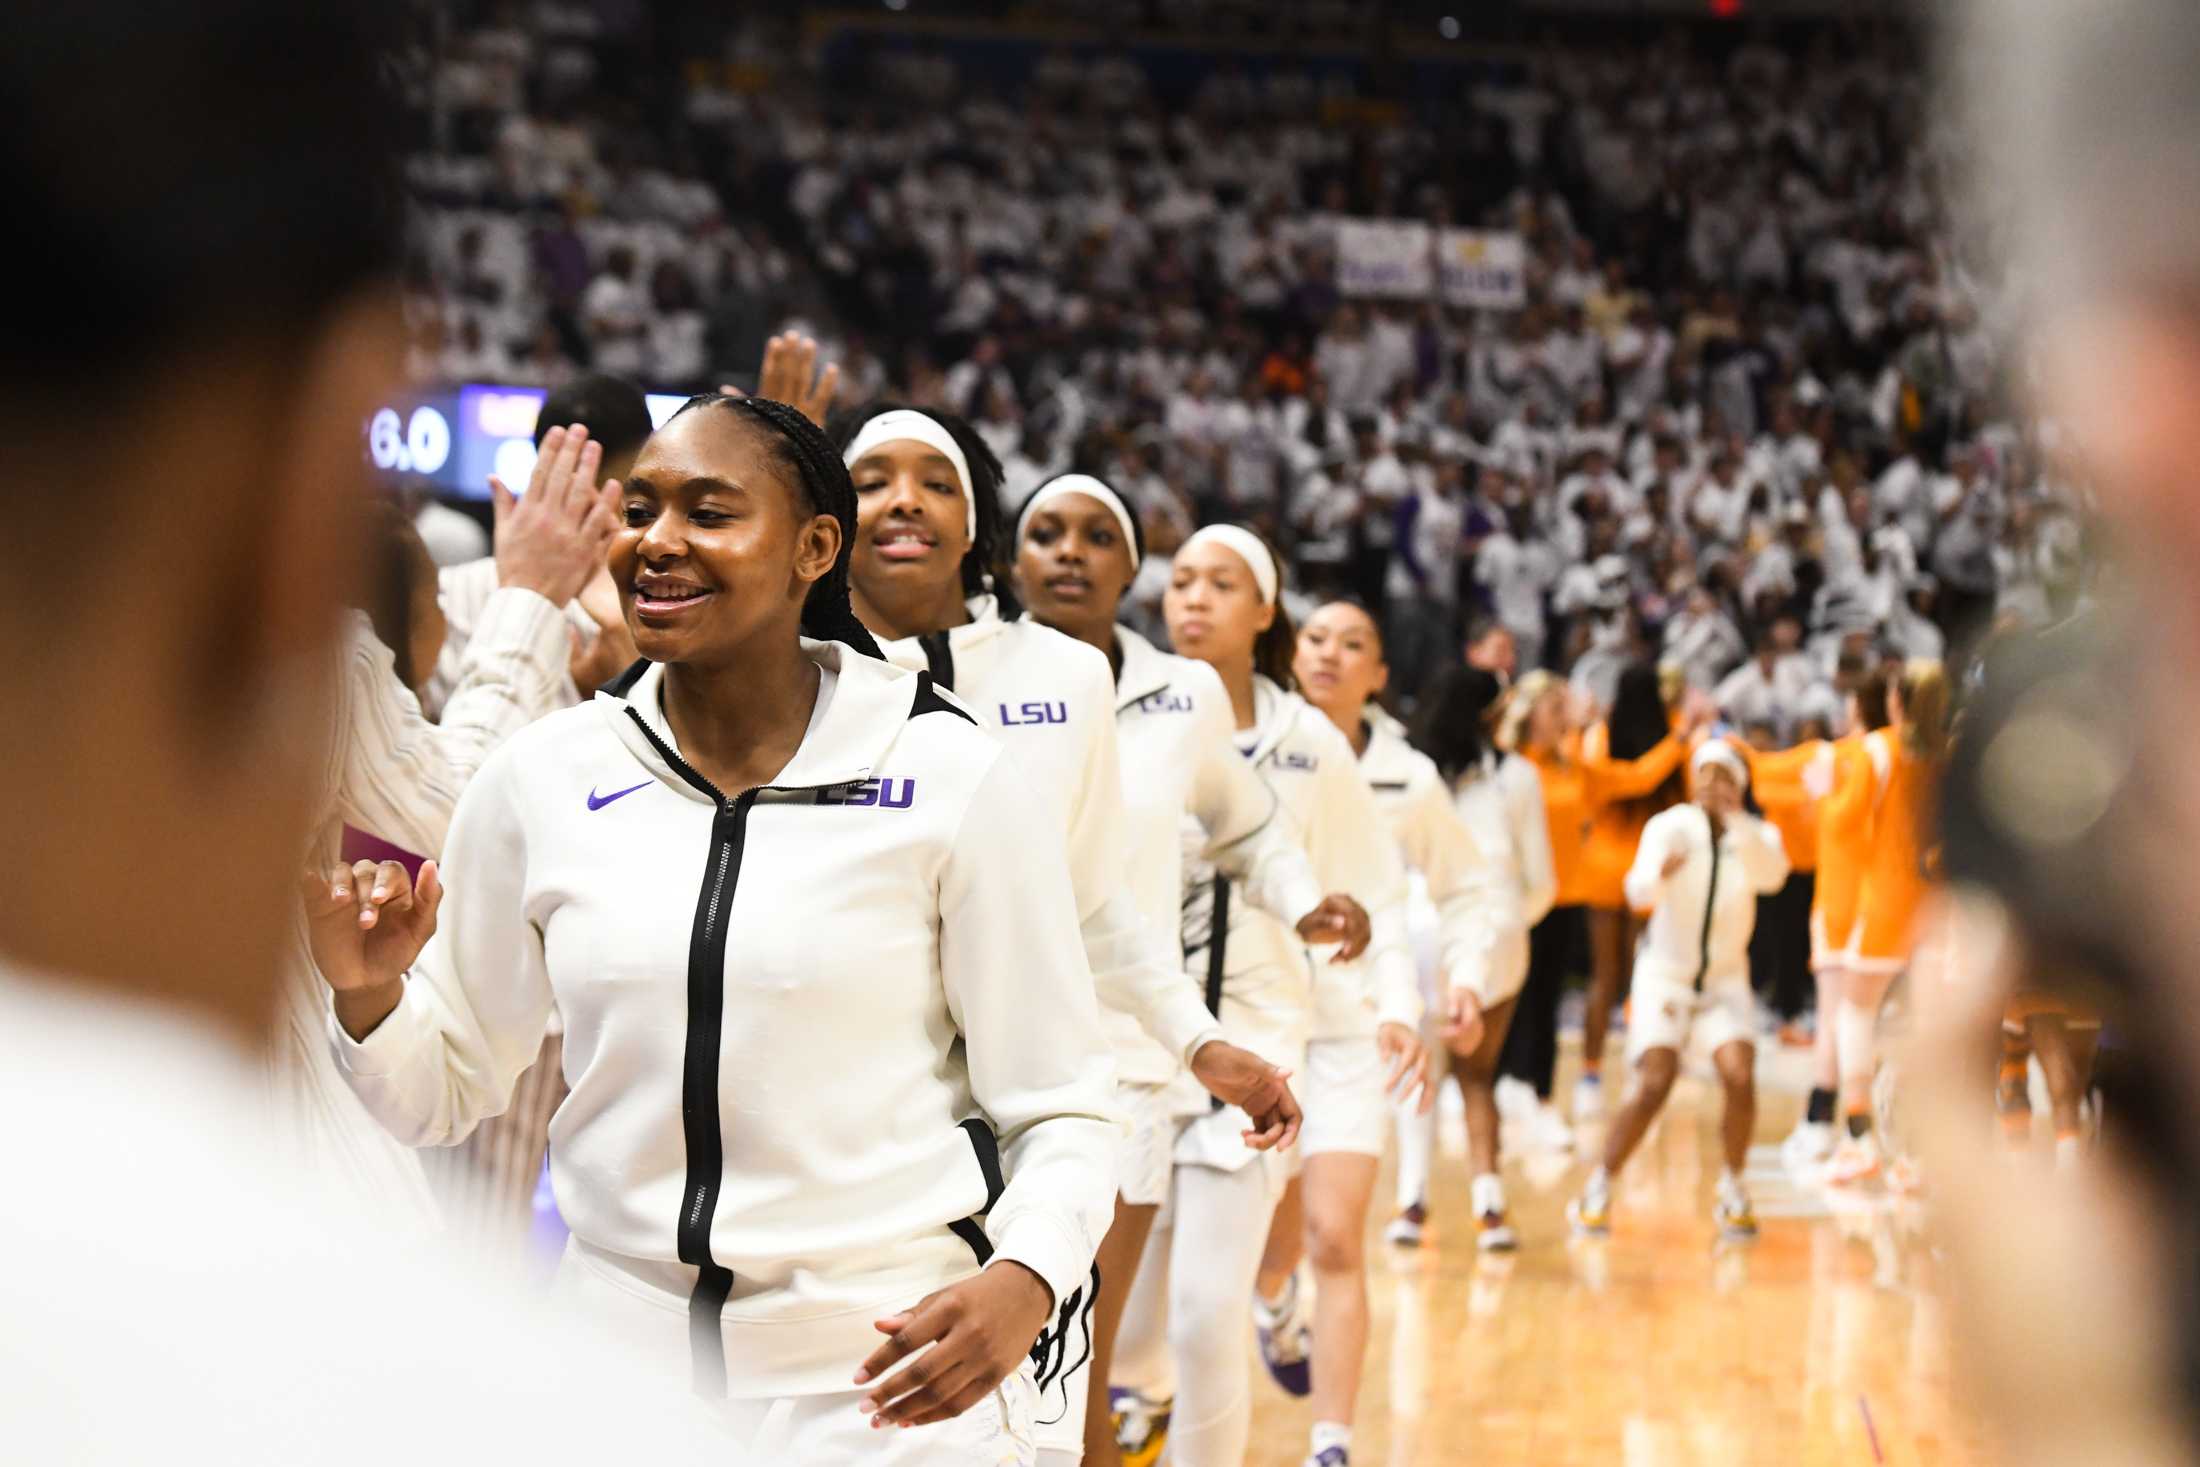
[397,4,2090,728]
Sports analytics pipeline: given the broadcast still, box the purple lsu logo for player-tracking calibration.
[999,700,1068,726]
[1272,752,1318,773]
[816,778,915,809]
[1134,692,1196,715]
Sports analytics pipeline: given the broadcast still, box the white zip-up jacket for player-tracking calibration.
[1359,717,1538,1007]
[1440,751,1559,1001]
[1183,678,1420,1063]
[874,597,1223,1074]
[1624,803,1791,991]
[1110,627,1327,1086]
[329,644,1118,1397]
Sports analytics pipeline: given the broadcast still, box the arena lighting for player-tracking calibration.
[1439,15,1461,39]
[883,0,907,10]
[1709,0,1743,15]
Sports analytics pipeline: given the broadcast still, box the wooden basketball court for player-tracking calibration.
[1245,1052,1986,1465]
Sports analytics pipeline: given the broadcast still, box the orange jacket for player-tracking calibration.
[1854,734,1939,962]
[1576,721,1689,910]
[1738,738,1825,875]
[1524,736,1594,910]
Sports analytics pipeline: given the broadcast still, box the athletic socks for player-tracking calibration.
[1311,1422,1353,1458]
[1805,1087,1835,1124]
[1834,999,1876,1104]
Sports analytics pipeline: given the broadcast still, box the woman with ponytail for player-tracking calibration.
[838,408,1302,1466]
[306,395,1121,1462]
[1113,526,1428,1467]
[1826,658,1951,1185]
[1011,474,1371,1467]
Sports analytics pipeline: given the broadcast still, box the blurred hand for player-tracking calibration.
[1296,893,1372,962]
[567,567,640,696]
[723,331,840,428]
[490,425,621,606]
[1661,848,1689,880]
[1189,1040,1302,1150]
[1440,986,1486,1057]
[1379,1020,1434,1114]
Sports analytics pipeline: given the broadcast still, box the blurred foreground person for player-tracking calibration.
[0,2,719,1458]
[1923,2,2200,1462]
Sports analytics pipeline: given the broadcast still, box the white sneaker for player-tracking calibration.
[1529,1100,1575,1154]
[1571,1073,1606,1121]
[1714,1176,1758,1241]
[1567,1170,1612,1237]
[1383,1202,1427,1248]
[1782,1120,1835,1168]
[1470,1173,1516,1252]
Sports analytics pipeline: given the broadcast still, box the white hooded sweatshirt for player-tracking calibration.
[1182,678,1421,1075]
[1109,626,1327,1085]
[1357,715,1545,1007]
[329,643,1118,1399]
[873,597,1225,1075]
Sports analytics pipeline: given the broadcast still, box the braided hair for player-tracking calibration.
[667,393,883,659]
[829,401,1022,619]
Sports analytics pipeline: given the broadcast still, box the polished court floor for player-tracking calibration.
[1243,1045,1987,1466]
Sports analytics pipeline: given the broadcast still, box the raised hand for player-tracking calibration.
[722,331,841,428]
[489,424,622,607]
[567,567,641,697]
[302,859,442,1040]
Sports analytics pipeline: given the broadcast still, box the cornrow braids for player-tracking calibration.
[829,401,1022,619]
[669,393,884,660]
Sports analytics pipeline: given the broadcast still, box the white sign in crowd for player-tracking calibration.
[1335,217,1528,310]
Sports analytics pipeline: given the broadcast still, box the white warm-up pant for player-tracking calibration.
[1110,1155,1286,1467]
[552,1241,1038,1465]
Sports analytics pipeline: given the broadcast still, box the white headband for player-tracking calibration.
[1693,739,1749,788]
[1179,524,1279,606]
[1017,474,1140,557]
[841,410,978,543]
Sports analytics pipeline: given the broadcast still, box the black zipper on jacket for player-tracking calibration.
[1693,809,1721,994]
[1203,875,1233,1111]
[623,707,759,1400]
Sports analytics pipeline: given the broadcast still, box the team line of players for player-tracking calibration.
[305,381,1944,1467]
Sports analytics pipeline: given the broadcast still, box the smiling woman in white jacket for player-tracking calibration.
[308,396,1116,1467]
[1010,474,1374,1465]
[833,405,1301,1466]
[1113,527,1428,1467]
[1569,739,1789,1245]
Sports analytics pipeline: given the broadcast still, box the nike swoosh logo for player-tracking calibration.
[586,780,652,811]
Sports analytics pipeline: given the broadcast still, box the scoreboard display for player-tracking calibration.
[367,383,687,499]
